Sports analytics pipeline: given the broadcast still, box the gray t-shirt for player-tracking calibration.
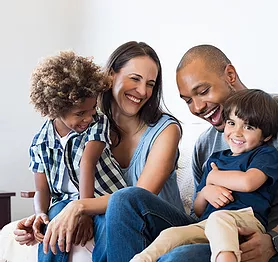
[192,126,278,230]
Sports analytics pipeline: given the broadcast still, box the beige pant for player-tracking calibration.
[130,207,265,262]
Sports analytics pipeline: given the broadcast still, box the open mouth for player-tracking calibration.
[126,94,142,104]
[203,106,222,126]
[231,138,244,145]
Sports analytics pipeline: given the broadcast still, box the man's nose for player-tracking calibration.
[193,98,206,115]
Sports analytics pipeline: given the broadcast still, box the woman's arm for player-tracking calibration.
[79,140,105,198]
[136,123,181,194]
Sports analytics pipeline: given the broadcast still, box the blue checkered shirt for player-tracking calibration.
[29,111,126,206]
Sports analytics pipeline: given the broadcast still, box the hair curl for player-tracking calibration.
[30,50,111,119]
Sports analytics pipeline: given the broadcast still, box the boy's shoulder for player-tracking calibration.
[31,119,53,146]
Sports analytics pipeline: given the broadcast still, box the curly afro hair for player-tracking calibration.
[30,50,111,119]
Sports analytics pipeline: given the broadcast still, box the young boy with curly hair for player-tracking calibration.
[29,51,126,261]
[131,89,278,262]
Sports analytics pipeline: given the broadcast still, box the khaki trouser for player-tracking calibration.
[130,207,265,262]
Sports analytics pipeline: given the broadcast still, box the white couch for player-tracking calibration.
[0,123,207,262]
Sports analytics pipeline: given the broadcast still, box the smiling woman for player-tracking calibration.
[11,41,186,262]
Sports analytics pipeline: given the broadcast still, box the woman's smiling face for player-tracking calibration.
[111,56,158,118]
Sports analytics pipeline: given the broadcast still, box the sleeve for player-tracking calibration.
[29,144,45,173]
[85,113,111,148]
[248,146,278,185]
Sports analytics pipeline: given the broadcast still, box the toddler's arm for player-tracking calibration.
[79,140,105,198]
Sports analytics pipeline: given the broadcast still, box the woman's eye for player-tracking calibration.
[131,77,140,81]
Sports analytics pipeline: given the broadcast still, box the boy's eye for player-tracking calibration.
[245,125,255,130]
[75,112,84,117]
[226,120,234,125]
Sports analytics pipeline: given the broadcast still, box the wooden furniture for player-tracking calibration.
[0,191,16,229]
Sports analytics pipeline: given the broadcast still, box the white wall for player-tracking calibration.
[1,0,278,220]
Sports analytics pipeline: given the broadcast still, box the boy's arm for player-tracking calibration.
[79,140,105,199]
[194,185,234,217]
[33,172,51,242]
[33,172,51,215]
[207,163,268,192]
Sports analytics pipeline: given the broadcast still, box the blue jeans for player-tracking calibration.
[93,187,196,262]
[38,200,71,262]
[158,244,278,262]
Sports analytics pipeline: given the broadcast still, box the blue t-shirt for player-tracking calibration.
[197,144,278,228]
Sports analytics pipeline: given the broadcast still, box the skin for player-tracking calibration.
[177,58,277,261]
[32,97,102,250]
[15,55,182,255]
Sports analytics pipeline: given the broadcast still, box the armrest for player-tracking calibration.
[21,191,35,198]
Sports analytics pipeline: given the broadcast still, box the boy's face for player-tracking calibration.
[55,97,98,136]
[224,109,267,156]
[176,59,235,131]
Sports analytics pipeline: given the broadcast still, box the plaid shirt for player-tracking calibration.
[29,111,126,206]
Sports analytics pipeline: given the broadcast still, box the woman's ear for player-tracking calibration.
[263,135,272,143]
[224,64,237,86]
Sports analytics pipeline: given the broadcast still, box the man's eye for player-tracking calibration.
[185,98,192,105]
[199,88,209,95]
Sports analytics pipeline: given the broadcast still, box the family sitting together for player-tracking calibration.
[7,41,278,262]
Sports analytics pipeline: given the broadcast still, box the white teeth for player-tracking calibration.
[204,108,218,119]
[232,139,244,144]
[126,95,141,103]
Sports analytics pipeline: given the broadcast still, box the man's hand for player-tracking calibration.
[72,214,94,246]
[14,214,37,246]
[202,185,234,209]
[239,227,276,261]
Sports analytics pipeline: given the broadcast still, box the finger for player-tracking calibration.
[238,227,256,237]
[43,225,52,254]
[72,228,80,246]
[41,214,50,225]
[66,229,73,253]
[210,162,218,170]
[25,214,36,227]
[57,231,66,253]
[49,230,58,255]
[211,201,220,209]
[240,249,256,261]
[222,191,234,202]
[214,198,226,207]
[218,194,230,205]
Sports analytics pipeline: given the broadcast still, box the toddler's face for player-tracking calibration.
[224,109,267,156]
[55,97,98,136]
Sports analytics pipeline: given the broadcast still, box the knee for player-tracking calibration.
[206,210,233,225]
[109,187,149,207]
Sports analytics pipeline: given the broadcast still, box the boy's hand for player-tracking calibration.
[33,213,49,243]
[72,214,94,246]
[202,185,234,208]
[206,162,219,185]
[14,214,37,246]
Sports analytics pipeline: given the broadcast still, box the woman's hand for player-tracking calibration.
[43,200,83,254]
[202,185,234,209]
[33,213,49,243]
[14,214,37,246]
